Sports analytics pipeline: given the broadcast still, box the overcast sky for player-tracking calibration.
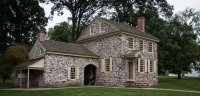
[39,0,200,31]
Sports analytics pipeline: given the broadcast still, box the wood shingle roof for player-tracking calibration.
[39,40,98,57]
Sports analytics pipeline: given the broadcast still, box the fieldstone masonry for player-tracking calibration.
[43,54,99,87]
[14,17,158,88]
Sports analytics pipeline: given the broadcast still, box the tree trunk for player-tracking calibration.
[2,79,5,83]
[177,70,182,79]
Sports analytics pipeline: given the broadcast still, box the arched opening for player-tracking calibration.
[84,64,96,85]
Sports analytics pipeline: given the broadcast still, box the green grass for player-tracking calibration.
[0,78,13,89]
[0,87,200,96]
[152,76,200,91]
[0,76,200,96]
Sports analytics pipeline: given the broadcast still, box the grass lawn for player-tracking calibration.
[152,76,200,91]
[0,76,200,96]
[0,87,200,96]
[0,78,13,89]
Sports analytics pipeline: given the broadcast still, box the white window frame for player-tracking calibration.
[99,22,105,33]
[101,58,112,72]
[138,58,147,73]
[148,60,156,73]
[68,67,79,80]
[148,42,153,52]
[139,40,144,51]
[90,24,97,35]
[128,37,134,49]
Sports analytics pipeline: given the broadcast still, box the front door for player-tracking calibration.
[128,61,135,80]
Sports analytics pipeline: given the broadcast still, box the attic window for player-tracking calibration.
[90,24,97,35]
[99,23,105,32]
[39,48,42,55]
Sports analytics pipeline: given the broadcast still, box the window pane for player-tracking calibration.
[140,60,144,72]
[105,59,110,71]
[139,40,143,50]
[128,38,133,49]
[150,61,153,72]
[71,68,75,79]
[149,42,153,52]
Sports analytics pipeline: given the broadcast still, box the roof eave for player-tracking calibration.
[76,31,160,44]
[46,51,100,59]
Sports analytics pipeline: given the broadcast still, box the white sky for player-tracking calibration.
[39,0,200,31]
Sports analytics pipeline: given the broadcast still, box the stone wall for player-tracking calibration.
[29,40,46,60]
[43,54,99,87]
[83,34,127,87]
[122,35,158,85]
[82,33,158,86]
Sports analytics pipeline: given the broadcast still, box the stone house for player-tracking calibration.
[13,16,159,88]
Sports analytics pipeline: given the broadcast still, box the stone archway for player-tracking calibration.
[84,64,96,85]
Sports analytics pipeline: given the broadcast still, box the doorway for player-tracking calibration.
[84,64,96,85]
[128,61,135,80]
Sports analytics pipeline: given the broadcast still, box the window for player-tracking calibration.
[149,61,153,72]
[90,24,97,35]
[70,68,75,79]
[149,42,153,52]
[99,23,105,32]
[68,67,79,80]
[148,60,156,73]
[139,59,144,72]
[139,40,143,50]
[101,58,112,72]
[39,48,42,55]
[138,59,147,72]
[105,59,110,71]
[128,37,134,49]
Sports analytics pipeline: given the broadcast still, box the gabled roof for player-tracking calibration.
[99,17,158,40]
[77,16,159,42]
[39,40,98,57]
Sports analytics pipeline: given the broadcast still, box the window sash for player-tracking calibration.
[70,68,76,79]
[139,40,143,50]
[140,60,144,72]
[149,61,153,72]
[149,42,153,52]
[128,38,134,49]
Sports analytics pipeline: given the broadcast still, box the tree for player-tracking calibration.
[157,8,200,79]
[48,21,72,42]
[109,0,174,34]
[39,0,107,42]
[0,44,28,83]
[0,0,48,53]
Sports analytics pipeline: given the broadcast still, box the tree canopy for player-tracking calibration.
[157,8,200,78]
[0,0,48,53]
[48,21,72,42]
[39,0,107,42]
[0,44,28,83]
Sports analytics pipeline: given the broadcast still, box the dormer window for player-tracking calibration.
[90,24,97,35]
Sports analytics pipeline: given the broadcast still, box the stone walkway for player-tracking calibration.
[2,86,200,93]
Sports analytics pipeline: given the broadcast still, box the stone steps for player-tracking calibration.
[126,81,149,88]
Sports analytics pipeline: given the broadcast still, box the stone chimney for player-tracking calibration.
[137,17,145,32]
[36,30,46,41]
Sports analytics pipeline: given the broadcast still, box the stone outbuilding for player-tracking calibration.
[13,16,159,88]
